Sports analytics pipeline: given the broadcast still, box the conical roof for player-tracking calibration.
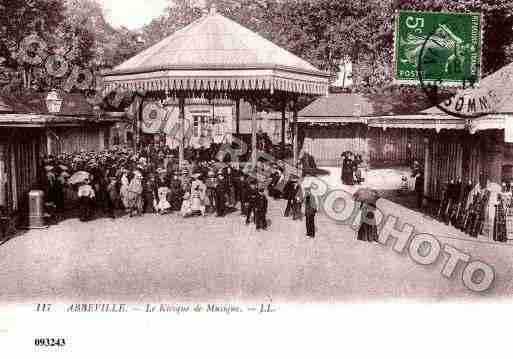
[422,61,513,117]
[103,6,329,96]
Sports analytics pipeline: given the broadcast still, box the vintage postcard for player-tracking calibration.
[0,0,512,357]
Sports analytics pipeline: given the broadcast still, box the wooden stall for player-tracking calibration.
[423,130,485,201]
[49,125,111,154]
[298,92,433,167]
[0,128,44,221]
[368,127,427,166]
[301,123,367,166]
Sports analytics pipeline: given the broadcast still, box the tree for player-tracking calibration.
[0,0,66,92]
[0,0,145,93]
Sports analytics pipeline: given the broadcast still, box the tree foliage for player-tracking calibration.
[0,0,144,93]
[2,0,513,96]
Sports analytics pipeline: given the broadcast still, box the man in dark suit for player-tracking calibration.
[412,161,424,209]
[284,176,302,219]
[245,181,258,225]
[215,173,227,217]
[222,165,236,207]
[304,188,317,237]
[255,187,268,230]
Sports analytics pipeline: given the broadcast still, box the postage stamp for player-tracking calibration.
[394,10,482,87]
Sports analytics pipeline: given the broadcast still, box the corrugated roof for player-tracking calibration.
[299,93,374,118]
[111,10,324,76]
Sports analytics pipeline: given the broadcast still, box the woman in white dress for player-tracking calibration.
[156,187,171,214]
[181,192,193,217]
[119,168,130,211]
[190,174,206,216]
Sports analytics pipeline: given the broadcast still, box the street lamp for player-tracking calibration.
[45,89,63,114]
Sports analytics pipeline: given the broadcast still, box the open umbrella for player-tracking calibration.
[213,162,227,171]
[69,170,90,185]
[353,187,379,205]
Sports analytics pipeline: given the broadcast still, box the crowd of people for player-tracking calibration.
[340,151,364,185]
[40,144,318,237]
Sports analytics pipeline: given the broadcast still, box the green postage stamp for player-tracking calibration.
[394,10,482,86]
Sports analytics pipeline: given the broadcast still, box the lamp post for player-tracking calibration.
[45,89,63,155]
[45,89,63,114]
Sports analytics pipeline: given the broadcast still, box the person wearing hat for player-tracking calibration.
[168,172,183,212]
[205,170,217,214]
[222,165,236,207]
[77,177,95,222]
[254,186,268,231]
[267,165,281,200]
[181,170,192,194]
[106,176,119,219]
[190,181,206,216]
[245,181,258,225]
[239,174,250,217]
[215,173,228,217]
[42,165,57,207]
[143,173,156,214]
[180,192,193,217]
[284,175,303,220]
[304,187,317,238]
[127,170,144,217]
[119,168,130,212]
[154,168,169,200]
[52,168,67,217]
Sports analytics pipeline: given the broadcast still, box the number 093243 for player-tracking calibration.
[34,338,66,347]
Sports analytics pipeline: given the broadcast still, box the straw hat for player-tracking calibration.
[44,165,54,171]
[192,173,201,179]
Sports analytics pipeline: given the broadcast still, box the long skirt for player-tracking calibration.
[127,192,143,213]
[79,197,94,221]
[357,222,378,242]
[143,191,155,213]
[120,185,130,209]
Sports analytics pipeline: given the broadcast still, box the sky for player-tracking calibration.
[100,0,170,30]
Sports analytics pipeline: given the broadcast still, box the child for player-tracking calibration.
[156,186,171,215]
[77,178,95,222]
[181,192,193,217]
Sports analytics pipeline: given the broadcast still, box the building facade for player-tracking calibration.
[0,92,117,228]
